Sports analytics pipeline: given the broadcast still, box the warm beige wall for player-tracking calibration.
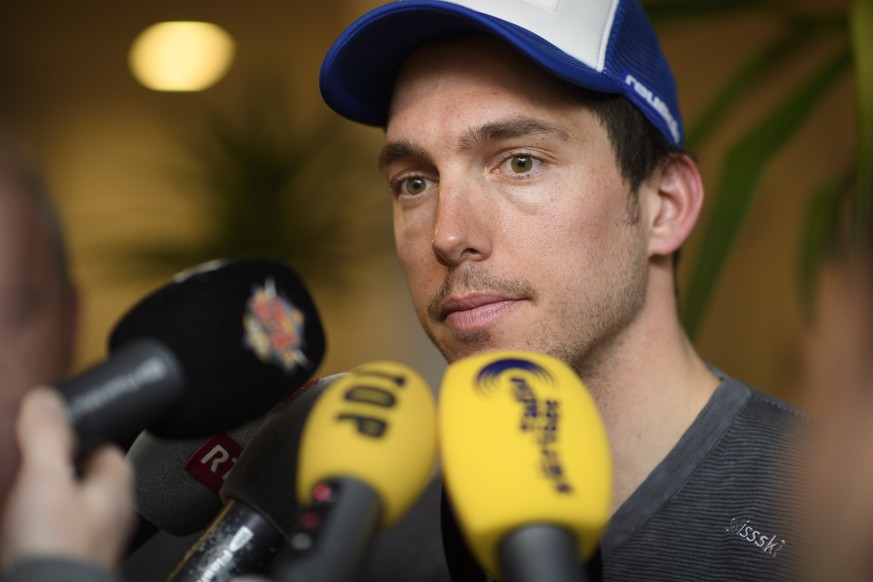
[0,0,854,404]
[659,4,855,406]
[0,0,447,390]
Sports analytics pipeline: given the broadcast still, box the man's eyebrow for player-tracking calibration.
[378,118,569,171]
[458,118,570,151]
[378,141,433,172]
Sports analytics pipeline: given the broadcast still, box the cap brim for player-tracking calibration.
[320,1,620,127]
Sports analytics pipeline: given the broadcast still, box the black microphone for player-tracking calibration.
[164,374,345,582]
[273,360,438,582]
[124,412,267,555]
[58,258,326,454]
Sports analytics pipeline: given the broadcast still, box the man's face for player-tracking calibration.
[0,191,74,401]
[0,188,75,511]
[380,37,651,373]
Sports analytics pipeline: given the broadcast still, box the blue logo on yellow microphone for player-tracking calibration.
[474,357,572,493]
[474,358,554,395]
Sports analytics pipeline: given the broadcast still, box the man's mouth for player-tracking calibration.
[439,293,522,333]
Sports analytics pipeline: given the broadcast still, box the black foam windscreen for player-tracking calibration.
[108,259,326,439]
[219,373,346,539]
[127,414,266,537]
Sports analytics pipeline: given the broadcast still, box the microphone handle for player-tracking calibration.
[165,500,285,582]
[60,338,186,454]
[273,477,382,582]
[498,524,587,582]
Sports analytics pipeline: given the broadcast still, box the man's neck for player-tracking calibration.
[579,287,720,515]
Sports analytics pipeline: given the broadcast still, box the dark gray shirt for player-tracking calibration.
[599,373,812,581]
[364,372,812,582]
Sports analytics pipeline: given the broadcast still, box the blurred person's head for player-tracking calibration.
[803,187,873,581]
[0,144,77,395]
[0,142,78,507]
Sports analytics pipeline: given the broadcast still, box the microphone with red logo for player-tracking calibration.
[273,360,437,582]
[57,258,325,455]
[439,351,612,582]
[164,374,345,581]
[123,412,267,554]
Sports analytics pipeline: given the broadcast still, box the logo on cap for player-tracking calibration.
[243,277,311,374]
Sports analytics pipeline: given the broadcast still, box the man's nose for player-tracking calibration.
[430,181,492,267]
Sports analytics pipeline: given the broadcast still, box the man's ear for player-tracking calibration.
[645,153,704,257]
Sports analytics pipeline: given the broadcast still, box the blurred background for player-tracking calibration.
[0,0,860,406]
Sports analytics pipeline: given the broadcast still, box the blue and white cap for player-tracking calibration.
[320,0,684,147]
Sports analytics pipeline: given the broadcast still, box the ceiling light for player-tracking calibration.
[130,21,235,92]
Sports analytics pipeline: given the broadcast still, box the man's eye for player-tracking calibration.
[402,177,429,195]
[509,156,535,174]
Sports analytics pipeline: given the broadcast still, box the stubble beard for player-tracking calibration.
[553,233,650,398]
[424,266,536,362]
[423,238,649,386]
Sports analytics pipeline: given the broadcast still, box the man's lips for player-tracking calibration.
[438,294,522,332]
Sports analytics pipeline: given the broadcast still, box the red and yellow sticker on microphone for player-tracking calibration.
[243,277,312,374]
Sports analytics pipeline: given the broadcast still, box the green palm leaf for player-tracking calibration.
[686,28,827,152]
[851,0,873,239]
[681,48,852,339]
[644,0,775,25]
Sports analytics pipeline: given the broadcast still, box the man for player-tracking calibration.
[802,187,873,582]
[0,144,77,392]
[320,1,812,580]
[0,143,79,502]
[0,144,134,580]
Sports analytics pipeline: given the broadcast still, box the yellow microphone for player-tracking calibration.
[439,351,612,582]
[276,361,437,582]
